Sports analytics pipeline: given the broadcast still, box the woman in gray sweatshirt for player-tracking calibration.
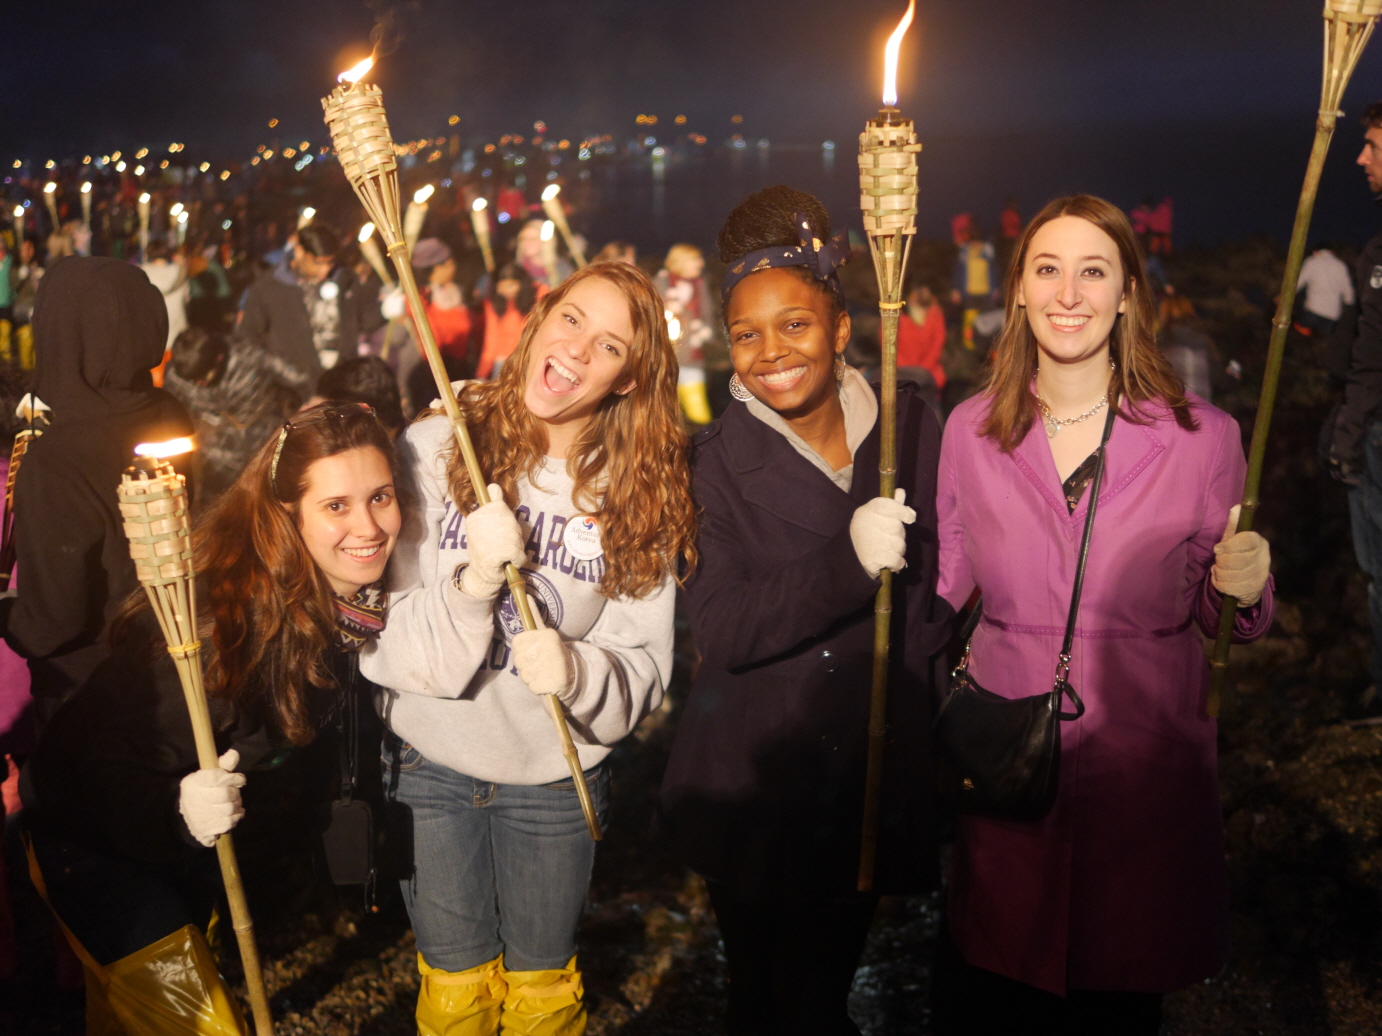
[361,261,696,1036]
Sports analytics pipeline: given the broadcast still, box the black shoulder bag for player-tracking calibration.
[321,657,376,891]
[934,405,1115,822]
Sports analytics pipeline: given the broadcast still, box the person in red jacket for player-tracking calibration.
[476,263,541,380]
[898,284,947,415]
[411,239,472,366]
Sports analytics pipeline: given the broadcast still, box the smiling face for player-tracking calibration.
[727,267,850,418]
[522,275,637,451]
[295,446,400,598]
[1016,215,1128,367]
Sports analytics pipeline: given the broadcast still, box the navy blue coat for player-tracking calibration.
[661,383,951,899]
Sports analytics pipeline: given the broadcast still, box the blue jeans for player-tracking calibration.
[1349,419,1382,691]
[383,733,609,972]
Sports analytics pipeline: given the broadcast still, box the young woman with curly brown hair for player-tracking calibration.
[23,401,401,1015]
[361,260,696,1036]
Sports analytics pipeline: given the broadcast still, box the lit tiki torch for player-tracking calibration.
[137,191,151,256]
[1207,0,1382,716]
[322,58,602,840]
[470,197,495,274]
[857,0,920,893]
[541,183,586,268]
[117,439,275,1036]
[357,222,395,288]
[42,182,58,233]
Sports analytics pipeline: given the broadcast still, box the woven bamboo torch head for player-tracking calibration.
[1329,0,1382,18]
[117,440,194,587]
[859,0,921,241]
[322,80,398,192]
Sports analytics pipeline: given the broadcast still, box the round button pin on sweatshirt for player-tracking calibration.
[563,516,604,561]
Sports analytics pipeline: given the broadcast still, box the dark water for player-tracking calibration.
[570,116,1382,259]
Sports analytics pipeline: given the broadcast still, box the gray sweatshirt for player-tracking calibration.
[360,414,674,785]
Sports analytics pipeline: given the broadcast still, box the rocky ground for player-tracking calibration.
[3,239,1381,1034]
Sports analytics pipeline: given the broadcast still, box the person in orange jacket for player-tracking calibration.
[476,263,542,380]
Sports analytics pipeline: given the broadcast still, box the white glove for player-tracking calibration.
[178,750,246,848]
[512,626,576,702]
[1211,504,1271,607]
[850,489,916,579]
[381,287,406,320]
[457,484,528,598]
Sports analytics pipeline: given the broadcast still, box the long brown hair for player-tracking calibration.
[115,403,400,744]
[981,194,1196,451]
[442,261,696,598]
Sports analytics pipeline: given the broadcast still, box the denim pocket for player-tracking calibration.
[381,732,425,772]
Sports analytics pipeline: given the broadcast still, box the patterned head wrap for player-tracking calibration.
[720,210,850,308]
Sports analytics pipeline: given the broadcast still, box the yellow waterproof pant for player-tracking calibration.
[499,955,585,1035]
[415,953,505,1036]
[677,381,713,425]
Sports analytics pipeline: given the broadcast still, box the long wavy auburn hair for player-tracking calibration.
[115,403,400,745]
[982,194,1197,451]
[441,261,696,598]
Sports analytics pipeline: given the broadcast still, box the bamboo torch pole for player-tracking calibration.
[1208,0,1382,717]
[323,60,602,841]
[117,442,275,1035]
[857,0,920,892]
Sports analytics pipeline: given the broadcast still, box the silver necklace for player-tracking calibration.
[1035,393,1107,439]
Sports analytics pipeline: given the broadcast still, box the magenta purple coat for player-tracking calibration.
[937,393,1274,996]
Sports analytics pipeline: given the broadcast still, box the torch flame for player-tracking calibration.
[472,198,487,212]
[81,182,92,194]
[412,184,435,205]
[358,222,376,243]
[882,0,916,108]
[12,206,22,220]
[43,182,56,195]
[138,192,151,205]
[540,220,555,242]
[134,437,195,459]
[541,184,561,202]
[339,57,374,84]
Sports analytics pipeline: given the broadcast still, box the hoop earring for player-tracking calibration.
[835,354,848,382]
[729,373,753,402]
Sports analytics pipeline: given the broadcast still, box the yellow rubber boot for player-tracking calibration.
[499,955,585,1035]
[416,953,506,1036]
[678,381,713,425]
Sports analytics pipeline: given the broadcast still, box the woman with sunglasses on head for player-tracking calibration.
[931,196,1274,1035]
[659,186,951,1035]
[23,401,402,1022]
[361,261,695,1036]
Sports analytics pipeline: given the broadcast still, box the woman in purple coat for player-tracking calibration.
[932,195,1274,1034]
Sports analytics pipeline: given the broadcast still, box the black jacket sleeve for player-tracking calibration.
[1333,234,1382,466]
[27,649,206,863]
[3,452,109,660]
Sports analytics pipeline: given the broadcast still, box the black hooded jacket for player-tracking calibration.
[0,257,191,727]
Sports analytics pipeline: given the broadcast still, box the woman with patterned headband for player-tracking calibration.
[362,260,696,1036]
[23,401,402,1026]
[660,185,951,1035]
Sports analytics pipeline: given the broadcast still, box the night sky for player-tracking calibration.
[6,0,1382,243]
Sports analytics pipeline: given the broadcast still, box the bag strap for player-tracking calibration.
[951,403,1117,702]
[1053,404,1117,712]
[23,832,110,985]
